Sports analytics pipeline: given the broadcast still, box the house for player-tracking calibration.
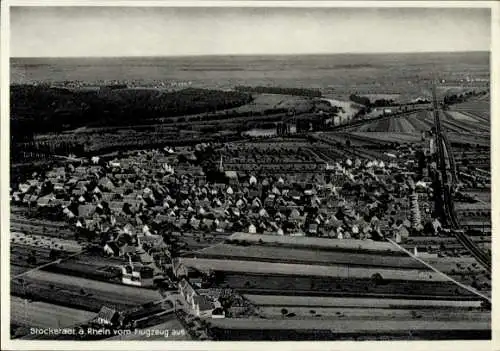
[178,278,198,306]
[78,204,95,218]
[288,189,302,201]
[307,223,318,235]
[193,295,225,319]
[121,261,154,287]
[95,306,120,326]
[396,225,410,242]
[249,175,258,185]
[62,207,75,219]
[37,194,56,207]
[11,192,22,203]
[53,183,65,193]
[19,183,31,194]
[225,171,239,185]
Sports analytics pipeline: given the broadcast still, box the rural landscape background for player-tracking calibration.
[7,5,491,344]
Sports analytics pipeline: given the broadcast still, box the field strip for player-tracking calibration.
[11,296,96,328]
[397,117,416,133]
[257,306,489,321]
[227,233,401,252]
[192,243,431,270]
[210,317,490,331]
[179,257,449,282]
[459,110,489,122]
[446,111,480,123]
[386,238,491,303]
[10,232,82,252]
[244,294,482,308]
[405,114,429,131]
[19,270,164,302]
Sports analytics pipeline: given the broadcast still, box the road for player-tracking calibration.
[11,296,96,328]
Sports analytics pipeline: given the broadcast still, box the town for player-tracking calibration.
[9,77,491,340]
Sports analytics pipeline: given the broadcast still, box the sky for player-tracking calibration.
[10,7,491,57]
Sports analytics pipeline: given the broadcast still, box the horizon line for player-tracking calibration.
[10,49,490,60]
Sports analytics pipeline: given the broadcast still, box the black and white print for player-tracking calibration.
[4,3,493,345]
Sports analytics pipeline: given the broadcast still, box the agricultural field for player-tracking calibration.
[445,111,479,123]
[220,143,322,164]
[179,257,448,282]
[257,306,488,322]
[320,97,363,122]
[11,213,77,241]
[13,270,163,311]
[353,132,423,144]
[232,93,314,114]
[350,109,489,135]
[11,296,96,328]
[192,243,431,270]
[11,246,124,282]
[209,317,489,332]
[192,242,487,278]
[243,295,483,309]
[363,94,402,101]
[218,140,328,173]
[227,233,402,253]
[221,272,474,299]
[11,232,82,252]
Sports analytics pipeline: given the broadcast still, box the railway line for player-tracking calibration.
[453,230,491,271]
[430,82,491,273]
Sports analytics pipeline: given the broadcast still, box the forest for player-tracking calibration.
[10,85,253,136]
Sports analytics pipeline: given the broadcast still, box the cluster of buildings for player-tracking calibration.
[11,142,437,254]
[9,139,457,330]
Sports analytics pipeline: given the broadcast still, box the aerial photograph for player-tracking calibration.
[7,5,491,342]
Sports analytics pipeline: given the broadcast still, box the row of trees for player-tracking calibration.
[235,86,322,98]
[349,94,396,108]
[443,90,488,106]
[296,118,326,133]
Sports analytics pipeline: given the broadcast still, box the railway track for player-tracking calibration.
[430,83,491,273]
[452,231,491,271]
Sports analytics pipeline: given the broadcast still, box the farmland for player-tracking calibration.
[243,295,483,309]
[207,317,490,341]
[11,296,97,328]
[232,93,314,114]
[179,257,449,281]
[348,109,489,136]
[210,317,490,331]
[226,233,402,253]
[257,306,488,321]
[12,270,163,312]
[191,242,487,277]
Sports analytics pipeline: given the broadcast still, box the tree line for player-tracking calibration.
[443,90,488,106]
[235,86,322,98]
